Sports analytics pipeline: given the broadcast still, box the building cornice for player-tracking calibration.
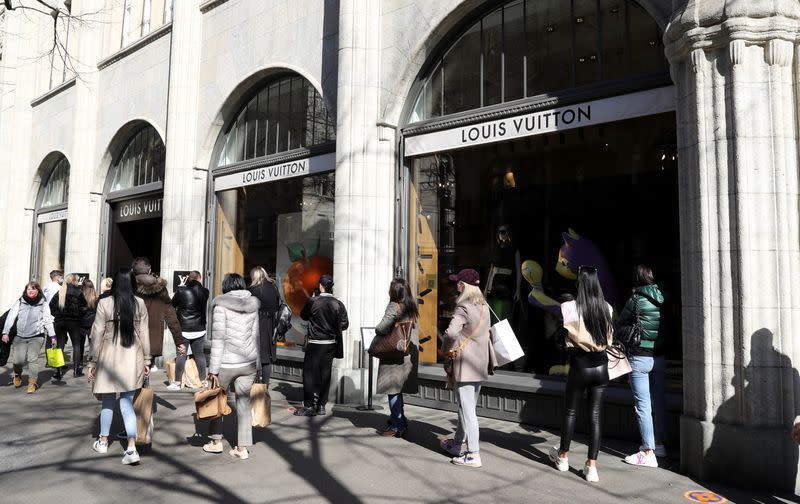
[97,23,173,71]
[200,0,232,14]
[30,77,76,108]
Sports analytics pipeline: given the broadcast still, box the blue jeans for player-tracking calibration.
[628,355,668,450]
[100,391,137,439]
[388,393,407,431]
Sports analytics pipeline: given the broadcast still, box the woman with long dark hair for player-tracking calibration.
[87,269,150,465]
[76,279,98,377]
[203,273,260,460]
[549,265,613,483]
[374,278,420,437]
[249,266,281,385]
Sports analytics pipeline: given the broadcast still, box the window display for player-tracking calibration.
[408,112,680,384]
[34,155,69,282]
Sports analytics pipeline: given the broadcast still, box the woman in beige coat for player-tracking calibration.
[439,269,493,468]
[87,269,150,465]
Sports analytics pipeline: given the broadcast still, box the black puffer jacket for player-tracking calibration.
[300,293,349,358]
[172,280,209,332]
[49,284,87,324]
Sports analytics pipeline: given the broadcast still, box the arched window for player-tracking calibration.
[218,75,335,167]
[109,125,165,193]
[40,156,70,208]
[410,0,667,122]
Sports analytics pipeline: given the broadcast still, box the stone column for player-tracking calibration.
[666,1,800,492]
[160,0,205,291]
[332,0,395,401]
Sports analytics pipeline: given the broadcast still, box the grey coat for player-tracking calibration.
[442,302,494,383]
[374,303,419,395]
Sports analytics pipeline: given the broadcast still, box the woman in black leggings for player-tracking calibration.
[549,265,613,483]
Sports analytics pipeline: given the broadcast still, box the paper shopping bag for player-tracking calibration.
[607,349,632,380]
[181,357,202,389]
[134,385,155,444]
[165,359,176,382]
[489,319,524,366]
[251,383,271,427]
[46,346,65,368]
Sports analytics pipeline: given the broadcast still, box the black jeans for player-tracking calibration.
[261,363,272,385]
[559,352,609,460]
[176,338,207,383]
[302,343,335,408]
[55,321,82,373]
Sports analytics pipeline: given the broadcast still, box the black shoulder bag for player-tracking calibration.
[616,294,642,353]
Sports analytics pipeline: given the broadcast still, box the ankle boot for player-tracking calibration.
[12,374,22,388]
[26,378,38,394]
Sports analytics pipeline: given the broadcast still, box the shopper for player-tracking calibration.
[78,280,99,377]
[203,273,260,460]
[438,269,492,468]
[549,265,613,483]
[49,273,87,380]
[295,275,349,417]
[2,282,56,393]
[169,270,209,390]
[621,264,669,467]
[374,278,419,437]
[99,277,113,296]
[131,257,184,371]
[43,269,63,303]
[249,266,281,385]
[87,269,150,465]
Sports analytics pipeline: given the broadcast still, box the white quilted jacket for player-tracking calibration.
[209,290,261,374]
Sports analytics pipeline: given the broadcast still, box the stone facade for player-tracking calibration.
[0,0,798,493]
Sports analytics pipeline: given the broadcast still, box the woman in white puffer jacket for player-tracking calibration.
[203,273,260,460]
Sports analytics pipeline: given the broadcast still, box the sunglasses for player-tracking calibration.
[577,265,597,274]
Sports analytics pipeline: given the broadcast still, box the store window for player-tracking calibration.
[411,0,666,122]
[217,75,335,167]
[212,75,337,342]
[408,113,681,384]
[34,156,70,283]
[109,125,165,193]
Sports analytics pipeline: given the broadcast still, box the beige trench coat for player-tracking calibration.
[442,302,494,383]
[87,297,151,394]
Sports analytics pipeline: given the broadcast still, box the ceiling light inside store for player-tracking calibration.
[575,16,585,24]
[545,25,555,33]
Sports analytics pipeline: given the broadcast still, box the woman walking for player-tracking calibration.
[249,266,280,385]
[374,278,419,438]
[87,269,150,465]
[2,282,56,393]
[549,265,613,483]
[621,264,669,467]
[203,273,260,460]
[49,273,87,380]
[438,269,492,468]
[77,280,99,377]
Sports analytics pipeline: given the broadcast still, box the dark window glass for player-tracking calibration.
[277,79,291,152]
[600,0,627,80]
[40,157,70,208]
[628,1,666,75]
[482,9,503,106]
[525,0,573,96]
[573,0,600,86]
[244,99,257,160]
[443,22,481,115]
[256,88,268,158]
[110,126,165,192]
[503,0,525,102]
[426,64,443,118]
[267,82,280,155]
[290,77,306,149]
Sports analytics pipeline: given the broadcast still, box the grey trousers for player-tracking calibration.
[210,363,256,447]
[454,382,482,453]
[12,336,45,379]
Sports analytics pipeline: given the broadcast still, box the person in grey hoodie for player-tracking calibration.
[2,281,56,393]
[202,273,260,460]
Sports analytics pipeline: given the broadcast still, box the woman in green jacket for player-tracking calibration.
[620,264,669,468]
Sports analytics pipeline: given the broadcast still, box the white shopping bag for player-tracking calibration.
[489,317,524,366]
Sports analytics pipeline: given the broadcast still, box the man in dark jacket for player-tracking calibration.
[132,257,185,373]
[295,275,348,416]
[169,270,209,390]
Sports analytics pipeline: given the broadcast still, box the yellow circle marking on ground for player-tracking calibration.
[684,490,728,503]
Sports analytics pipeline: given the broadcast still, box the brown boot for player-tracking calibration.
[12,374,22,388]
[26,378,38,394]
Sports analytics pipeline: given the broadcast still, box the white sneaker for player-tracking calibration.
[165,381,181,391]
[548,446,569,472]
[639,444,667,457]
[583,463,599,482]
[150,365,158,372]
[92,440,108,454]
[625,450,658,468]
[122,449,140,465]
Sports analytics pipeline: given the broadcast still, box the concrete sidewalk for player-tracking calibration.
[0,366,793,504]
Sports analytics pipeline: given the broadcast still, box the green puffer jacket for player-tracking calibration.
[619,284,667,351]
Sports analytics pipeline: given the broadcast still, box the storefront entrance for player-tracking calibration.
[107,196,163,274]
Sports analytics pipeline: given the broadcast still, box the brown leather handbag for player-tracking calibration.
[194,375,232,420]
[369,307,415,360]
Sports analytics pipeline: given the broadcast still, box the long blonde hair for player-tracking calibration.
[57,273,76,309]
[249,266,274,287]
[456,283,486,306]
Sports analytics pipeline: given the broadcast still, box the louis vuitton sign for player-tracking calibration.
[115,196,163,223]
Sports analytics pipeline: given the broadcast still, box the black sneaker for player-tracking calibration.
[315,405,326,416]
[293,407,317,417]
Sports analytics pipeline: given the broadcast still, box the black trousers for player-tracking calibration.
[302,343,335,408]
[559,352,609,460]
[261,363,273,386]
[55,321,82,372]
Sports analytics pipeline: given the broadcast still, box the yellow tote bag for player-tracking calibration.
[46,345,65,368]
